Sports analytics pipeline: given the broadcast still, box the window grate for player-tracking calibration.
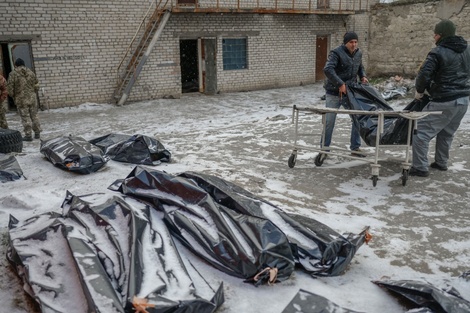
[222,38,247,71]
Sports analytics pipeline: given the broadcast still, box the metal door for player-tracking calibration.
[4,42,38,110]
[9,43,34,70]
[204,38,217,95]
[315,36,328,81]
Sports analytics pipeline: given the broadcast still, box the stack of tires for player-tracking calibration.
[0,129,23,153]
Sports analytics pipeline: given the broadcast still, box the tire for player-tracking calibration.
[401,169,409,186]
[314,153,326,167]
[288,154,296,168]
[0,128,23,153]
[372,175,378,187]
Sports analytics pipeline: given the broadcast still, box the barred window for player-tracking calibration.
[222,38,247,70]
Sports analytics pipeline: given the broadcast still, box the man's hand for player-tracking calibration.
[339,84,347,95]
[415,91,424,100]
[361,77,369,84]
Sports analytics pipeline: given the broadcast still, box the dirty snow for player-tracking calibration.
[1,81,469,313]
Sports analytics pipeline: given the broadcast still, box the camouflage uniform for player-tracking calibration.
[0,75,8,129]
[7,65,42,138]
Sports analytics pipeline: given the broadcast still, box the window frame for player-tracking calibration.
[222,37,248,71]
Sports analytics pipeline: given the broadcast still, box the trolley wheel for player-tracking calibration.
[288,154,297,168]
[314,153,326,167]
[371,175,378,187]
[401,169,409,186]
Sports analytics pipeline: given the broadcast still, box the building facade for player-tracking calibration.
[0,0,372,109]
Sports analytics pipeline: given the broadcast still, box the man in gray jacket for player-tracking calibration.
[410,20,470,177]
[322,31,369,158]
[7,58,42,141]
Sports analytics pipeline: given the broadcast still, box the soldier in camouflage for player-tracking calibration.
[6,58,42,141]
[0,74,8,129]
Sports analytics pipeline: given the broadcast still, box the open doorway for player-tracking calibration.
[180,39,199,93]
[1,42,36,110]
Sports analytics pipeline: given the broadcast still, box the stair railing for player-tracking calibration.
[116,0,170,91]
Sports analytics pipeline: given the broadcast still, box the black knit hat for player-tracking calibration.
[434,20,456,38]
[14,58,25,67]
[343,31,359,44]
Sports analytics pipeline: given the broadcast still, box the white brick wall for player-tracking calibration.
[1,1,365,107]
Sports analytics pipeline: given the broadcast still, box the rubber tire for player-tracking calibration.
[0,128,23,153]
[401,169,408,186]
[314,153,325,167]
[288,154,296,168]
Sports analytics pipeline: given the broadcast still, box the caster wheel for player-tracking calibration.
[401,169,409,186]
[372,175,378,187]
[288,154,297,168]
[314,153,327,166]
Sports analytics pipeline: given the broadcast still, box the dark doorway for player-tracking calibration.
[315,36,328,82]
[180,39,199,93]
[1,42,37,110]
[1,44,14,110]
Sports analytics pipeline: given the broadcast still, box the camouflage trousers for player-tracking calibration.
[0,101,8,129]
[17,102,42,137]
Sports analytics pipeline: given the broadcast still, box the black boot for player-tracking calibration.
[23,135,33,142]
[409,167,429,177]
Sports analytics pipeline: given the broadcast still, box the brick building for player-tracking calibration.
[0,0,372,109]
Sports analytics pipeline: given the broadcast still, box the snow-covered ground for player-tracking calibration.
[1,82,469,312]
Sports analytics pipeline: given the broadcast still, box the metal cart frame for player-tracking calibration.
[287,105,441,186]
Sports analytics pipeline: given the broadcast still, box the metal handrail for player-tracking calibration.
[116,0,169,80]
[170,0,368,12]
[117,2,154,77]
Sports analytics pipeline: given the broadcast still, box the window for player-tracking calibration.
[317,0,330,9]
[222,38,247,70]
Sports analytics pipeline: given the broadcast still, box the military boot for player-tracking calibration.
[23,135,33,142]
[34,132,40,139]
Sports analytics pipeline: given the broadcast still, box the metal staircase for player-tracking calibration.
[114,0,171,106]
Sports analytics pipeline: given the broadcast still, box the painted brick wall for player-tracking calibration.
[1,0,370,108]
[1,0,152,108]
[131,13,371,99]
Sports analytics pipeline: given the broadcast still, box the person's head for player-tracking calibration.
[434,19,456,43]
[14,58,25,67]
[343,31,359,53]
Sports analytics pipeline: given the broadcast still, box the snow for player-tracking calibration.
[1,82,469,313]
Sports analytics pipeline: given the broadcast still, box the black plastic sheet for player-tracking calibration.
[0,153,23,182]
[373,279,470,313]
[110,166,370,280]
[345,83,429,146]
[40,136,110,174]
[7,192,224,313]
[110,166,296,284]
[89,133,171,165]
[176,171,370,277]
[281,289,365,313]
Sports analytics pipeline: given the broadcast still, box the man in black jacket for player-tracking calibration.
[410,20,470,177]
[322,31,368,157]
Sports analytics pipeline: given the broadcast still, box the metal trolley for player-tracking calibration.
[287,105,441,186]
